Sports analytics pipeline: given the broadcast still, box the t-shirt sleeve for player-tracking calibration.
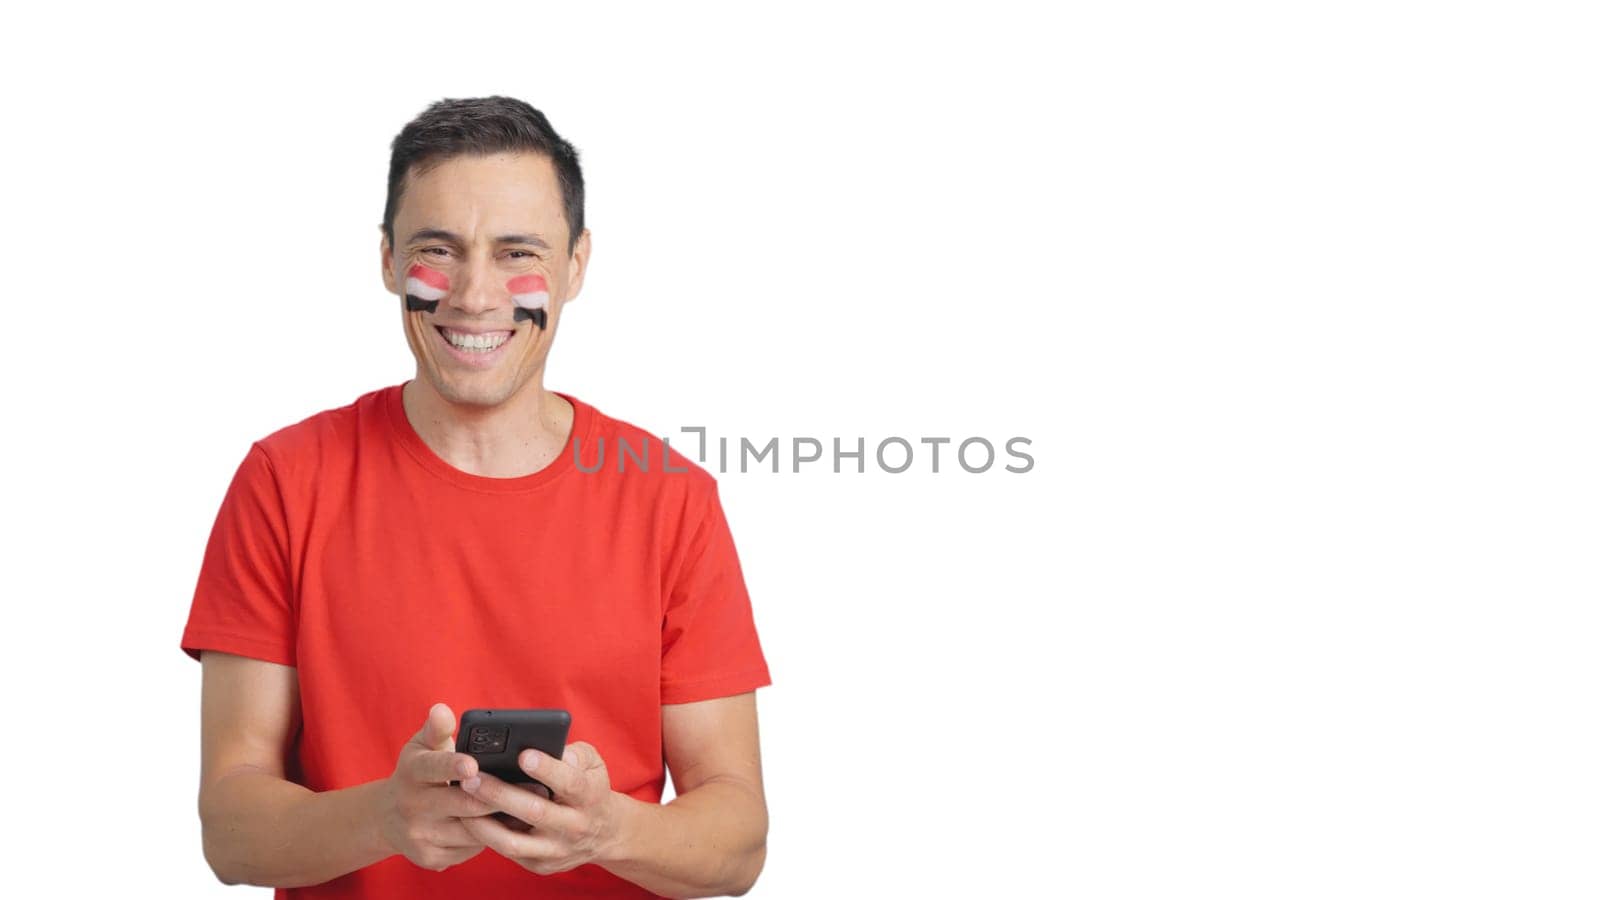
[180,442,298,666]
[660,481,772,704]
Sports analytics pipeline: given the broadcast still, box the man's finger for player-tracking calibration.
[460,813,564,861]
[517,748,582,803]
[417,784,499,818]
[434,815,491,848]
[423,843,486,868]
[462,770,582,834]
[408,702,457,751]
[567,742,600,769]
[407,748,477,785]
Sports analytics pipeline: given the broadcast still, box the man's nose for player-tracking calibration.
[449,261,504,316]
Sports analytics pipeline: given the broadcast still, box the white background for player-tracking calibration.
[2,2,1596,897]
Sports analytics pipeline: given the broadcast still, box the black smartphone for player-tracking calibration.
[452,708,571,801]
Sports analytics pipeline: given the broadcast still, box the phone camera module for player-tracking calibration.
[467,723,509,753]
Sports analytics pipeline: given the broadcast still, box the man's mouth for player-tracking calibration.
[432,325,517,365]
[435,325,513,351]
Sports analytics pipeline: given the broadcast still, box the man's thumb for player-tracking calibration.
[414,701,455,749]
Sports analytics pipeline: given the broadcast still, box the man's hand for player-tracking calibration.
[458,741,623,876]
[377,702,499,872]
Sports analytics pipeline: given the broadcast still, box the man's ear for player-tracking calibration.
[379,228,397,295]
[563,228,593,305]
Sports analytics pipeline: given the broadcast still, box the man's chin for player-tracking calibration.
[425,369,522,409]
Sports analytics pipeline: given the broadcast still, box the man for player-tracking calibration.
[180,96,772,899]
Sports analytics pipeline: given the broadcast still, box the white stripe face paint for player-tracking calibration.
[405,263,450,312]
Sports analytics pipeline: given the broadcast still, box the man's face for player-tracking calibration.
[381,151,589,408]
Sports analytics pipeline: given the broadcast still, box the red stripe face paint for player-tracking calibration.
[508,273,550,330]
[405,264,450,313]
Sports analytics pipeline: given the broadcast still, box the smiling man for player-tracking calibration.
[180,96,773,899]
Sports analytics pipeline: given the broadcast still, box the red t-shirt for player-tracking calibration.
[180,382,772,899]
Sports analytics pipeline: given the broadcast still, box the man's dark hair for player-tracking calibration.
[383,96,586,255]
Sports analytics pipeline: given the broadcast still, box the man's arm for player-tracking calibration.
[196,651,496,887]
[597,691,769,898]
[197,650,393,886]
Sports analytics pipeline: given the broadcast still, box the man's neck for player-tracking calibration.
[401,376,575,479]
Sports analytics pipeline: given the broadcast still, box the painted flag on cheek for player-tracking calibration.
[508,273,550,330]
[405,264,450,313]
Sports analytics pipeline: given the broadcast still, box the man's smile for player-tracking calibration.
[432,323,518,367]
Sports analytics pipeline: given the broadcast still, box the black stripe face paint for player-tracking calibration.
[508,273,551,331]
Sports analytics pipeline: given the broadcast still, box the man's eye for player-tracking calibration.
[423,247,450,256]
[508,250,536,259]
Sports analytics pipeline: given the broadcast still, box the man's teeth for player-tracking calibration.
[441,329,510,351]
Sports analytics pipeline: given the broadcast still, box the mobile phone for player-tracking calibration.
[452,708,571,802]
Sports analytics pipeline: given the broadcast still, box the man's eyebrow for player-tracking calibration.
[405,228,550,249]
[494,233,551,249]
[405,228,460,245]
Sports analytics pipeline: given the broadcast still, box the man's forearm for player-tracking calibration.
[200,768,393,888]
[596,778,768,899]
